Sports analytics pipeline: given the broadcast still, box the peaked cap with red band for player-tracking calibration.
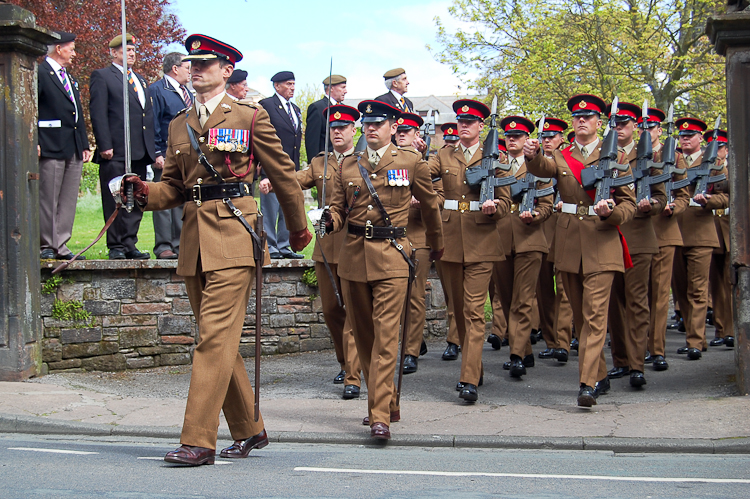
[607,101,640,123]
[537,117,568,137]
[500,116,534,135]
[567,94,606,116]
[638,108,666,128]
[323,104,360,127]
[183,34,243,65]
[358,100,400,123]
[441,122,459,141]
[498,138,507,152]
[567,131,576,144]
[453,99,491,121]
[675,117,707,136]
[703,129,728,144]
[396,112,424,130]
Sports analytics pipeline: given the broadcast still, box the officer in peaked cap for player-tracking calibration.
[442,123,460,146]
[524,92,636,407]
[395,112,428,155]
[123,33,312,465]
[675,116,707,136]
[638,108,666,130]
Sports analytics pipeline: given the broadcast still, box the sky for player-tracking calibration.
[166,0,473,100]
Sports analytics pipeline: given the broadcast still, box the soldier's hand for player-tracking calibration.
[481,199,497,215]
[154,156,165,169]
[120,175,149,205]
[429,247,444,261]
[101,149,114,160]
[519,210,535,224]
[290,228,313,252]
[637,197,653,213]
[594,198,614,217]
[693,193,709,206]
[411,136,427,153]
[410,196,420,207]
[259,178,272,194]
[663,203,674,216]
[523,138,540,161]
[83,149,92,163]
[321,208,334,233]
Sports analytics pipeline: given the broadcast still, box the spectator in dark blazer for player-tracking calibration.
[38,31,91,260]
[89,33,155,260]
[305,74,347,158]
[148,52,192,259]
[258,71,304,258]
[226,69,249,100]
[375,68,414,112]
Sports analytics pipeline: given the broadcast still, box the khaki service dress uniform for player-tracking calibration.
[709,158,733,342]
[144,94,307,450]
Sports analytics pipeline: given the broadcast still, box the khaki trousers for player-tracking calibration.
[554,269,575,350]
[437,261,460,346]
[315,262,361,386]
[493,252,542,358]
[489,271,509,341]
[608,253,652,373]
[672,246,713,350]
[405,249,431,356]
[710,251,733,339]
[181,261,265,450]
[562,269,615,388]
[440,261,493,385]
[649,245,676,357]
[341,278,406,426]
[536,253,557,349]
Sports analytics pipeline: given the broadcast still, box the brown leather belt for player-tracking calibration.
[348,222,407,239]
[191,182,252,206]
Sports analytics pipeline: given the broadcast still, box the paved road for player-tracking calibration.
[1,433,748,498]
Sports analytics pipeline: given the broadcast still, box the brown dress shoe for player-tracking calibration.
[164,445,215,466]
[157,249,178,260]
[370,422,391,440]
[362,410,400,426]
[219,429,269,458]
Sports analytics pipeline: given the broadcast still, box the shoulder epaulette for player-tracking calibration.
[174,107,188,118]
[235,101,257,109]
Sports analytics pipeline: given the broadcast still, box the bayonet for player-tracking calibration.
[634,99,668,203]
[690,115,725,196]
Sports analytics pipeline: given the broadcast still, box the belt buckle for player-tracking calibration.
[192,184,202,206]
[577,206,587,216]
[458,201,470,211]
[365,220,374,239]
[510,203,517,213]
[717,209,725,216]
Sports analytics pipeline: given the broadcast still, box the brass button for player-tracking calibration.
[579,200,583,205]
[579,216,583,220]
[176,150,180,155]
[461,195,466,199]
[143,126,146,130]
[562,171,567,176]
[367,205,373,210]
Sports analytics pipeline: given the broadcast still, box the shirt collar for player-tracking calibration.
[367,143,391,160]
[622,141,635,155]
[46,57,63,72]
[334,147,355,161]
[276,93,291,108]
[461,142,480,158]
[391,89,405,101]
[575,137,600,153]
[164,74,181,90]
[196,91,227,116]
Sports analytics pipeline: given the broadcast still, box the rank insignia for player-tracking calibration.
[207,128,250,153]
[334,111,341,119]
[509,121,517,128]
[192,40,201,50]
[462,105,469,112]
[579,101,587,109]
[387,169,410,187]
[221,103,231,109]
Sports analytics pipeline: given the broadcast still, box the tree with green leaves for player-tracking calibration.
[432,0,726,118]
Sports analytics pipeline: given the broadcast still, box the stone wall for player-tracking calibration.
[40,260,448,373]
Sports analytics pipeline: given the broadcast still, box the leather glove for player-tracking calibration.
[321,208,334,234]
[429,248,445,261]
[290,228,313,252]
[120,174,149,205]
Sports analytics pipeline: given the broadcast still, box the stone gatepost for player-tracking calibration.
[706,11,750,395]
[0,3,57,380]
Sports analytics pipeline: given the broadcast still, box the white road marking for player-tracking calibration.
[138,457,232,465]
[294,467,750,484]
[8,447,98,455]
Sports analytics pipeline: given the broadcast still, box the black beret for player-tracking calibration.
[271,71,295,83]
[227,69,248,84]
[53,31,76,44]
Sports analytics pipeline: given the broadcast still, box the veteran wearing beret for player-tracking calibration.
[123,34,312,466]
[375,68,414,113]
[305,74,348,159]
[225,68,249,101]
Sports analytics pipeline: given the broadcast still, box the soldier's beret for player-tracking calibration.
[53,31,76,44]
[271,71,295,83]
[383,68,406,79]
[109,33,134,48]
[227,69,248,84]
[323,74,346,85]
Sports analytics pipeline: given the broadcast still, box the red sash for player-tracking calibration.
[560,145,633,269]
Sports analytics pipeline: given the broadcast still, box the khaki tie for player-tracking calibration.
[510,158,519,174]
[463,148,472,163]
[580,145,588,159]
[199,104,210,127]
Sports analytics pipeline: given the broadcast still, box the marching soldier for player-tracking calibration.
[491,116,553,378]
[524,94,637,406]
[323,100,444,440]
[296,104,362,398]
[605,102,666,388]
[441,122,460,147]
[430,99,512,402]
[646,108,688,371]
[123,34,312,465]
[672,117,729,360]
[706,129,734,348]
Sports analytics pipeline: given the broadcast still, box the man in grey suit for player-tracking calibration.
[305,74,347,158]
[258,71,304,258]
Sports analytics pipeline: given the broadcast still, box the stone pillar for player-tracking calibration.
[707,12,750,395]
[0,4,57,380]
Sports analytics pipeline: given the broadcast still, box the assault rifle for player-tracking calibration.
[423,109,434,159]
[688,115,726,196]
[661,104,689,204]
[634,100,670,203]
[511,173,555,214]
[464,96,516,203]
[580,96,634,206]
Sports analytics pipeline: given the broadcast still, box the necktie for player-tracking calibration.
[287,102,296,130]
[127,70,139,98]
[463,148,472,162]
[580,145,588,159]
[180,84,192,108]
[59,68,75,103]
[400,97,409,112]
[199,104,209,127]
[511,158,519,174]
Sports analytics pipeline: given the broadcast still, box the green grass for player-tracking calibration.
[69,192,316,260]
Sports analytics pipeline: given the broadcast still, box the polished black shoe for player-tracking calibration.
[219,430,268,458]
[687,347,702,360]
[706,307,714,325]
[577,385,597,407]
[594,377,610,398]
[709,337,725,346]
[270,251,283,259]
[509,357,526,378]
[402,355,418,374]
[420,340,428,356]
[523,354,535,368]
[281,251,304,259]
[607,366,630,379]
[652,355,669,371]
[629,371,646,387]
[725,336,735,348]
[553,348,569,363]
[125,249,150,260]
[570,338,579,351]
[58,252,86,260]
[644,353,654,363]
[538,348,555,359]
[677,318,686,333]
[165,445,215,465]
[442,342,459,360]
[40,249,57,259]
[459,383,478,402]
[667,311,682,329]
[677,346,689,355]
[487,334,503,350]
[342,385,360,400]
[456,375,483,391]
[535,329,544,342]
[333,370,346,384]
[502,338,509,346]
[529,331,538,345]
[108,249,126,260]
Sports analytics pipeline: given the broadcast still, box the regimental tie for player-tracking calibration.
[400,97,410,112]
[127,70,139,98]
[59,68,75,104]
[180,84,192,108]
[287,102,297,131]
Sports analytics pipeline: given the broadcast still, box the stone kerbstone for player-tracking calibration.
[62,341,119,359]
[81,353,127,371]
[48,358,82,370]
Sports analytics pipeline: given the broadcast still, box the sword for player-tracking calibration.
[120,0,135,212]
[254,212,266,422]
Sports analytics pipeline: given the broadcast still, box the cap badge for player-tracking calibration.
[333,111,341,120]
[544,122,550,129]
[447,128,454,134]
[397,117,404,124]
[191,40,201,50]
[365,104,372,114]
[579,101,587,109]
[509,121,517,128]
[682,122,689,129]
[461,105,469,113]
